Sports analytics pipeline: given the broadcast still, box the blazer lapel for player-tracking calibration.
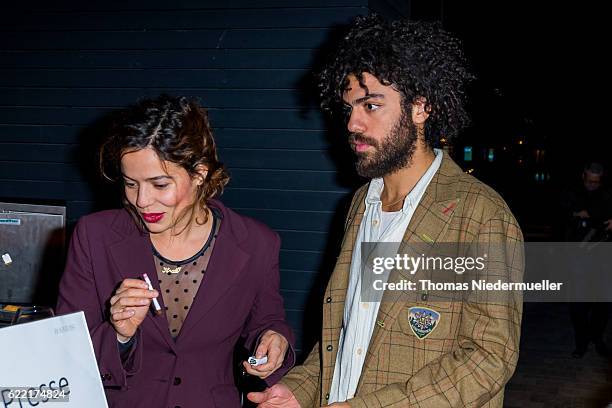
[108,225,177,352]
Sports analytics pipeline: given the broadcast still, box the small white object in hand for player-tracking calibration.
[2,253,12,265]
[248,356,268,366]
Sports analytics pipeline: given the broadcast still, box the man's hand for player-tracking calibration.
[247,383,300,407]
[242,330,289,379]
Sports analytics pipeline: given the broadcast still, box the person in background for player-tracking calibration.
[561,162,612,358]
[249,14,523,408]
[57,95,295,407]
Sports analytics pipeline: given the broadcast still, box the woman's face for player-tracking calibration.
[121,147,202,235]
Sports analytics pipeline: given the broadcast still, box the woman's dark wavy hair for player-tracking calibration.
[99,95,230,230]
[319,14,475,147]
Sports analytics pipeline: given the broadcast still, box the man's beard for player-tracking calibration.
[350,110,418,179]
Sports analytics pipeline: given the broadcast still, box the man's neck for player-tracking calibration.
[381,143,436,203]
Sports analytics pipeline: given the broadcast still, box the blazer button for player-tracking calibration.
[421,293,428,301]
[173,377,182,385]
[326,345,333,351]
[326,297,332,303]
[325,393,330,400]
[101,373,112,381]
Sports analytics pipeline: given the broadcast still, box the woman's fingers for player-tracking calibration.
[116,278,150,294]
[111,308,136,322]
[110,289,158,306]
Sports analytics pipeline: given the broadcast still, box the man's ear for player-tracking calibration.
[195,164,209,185]
[411,96,430,125]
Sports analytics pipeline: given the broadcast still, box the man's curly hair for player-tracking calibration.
[319,14,475,147]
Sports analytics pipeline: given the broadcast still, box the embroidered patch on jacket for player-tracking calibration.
[408,306,440,339]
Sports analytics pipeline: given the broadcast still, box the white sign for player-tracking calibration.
[0,311,108,407]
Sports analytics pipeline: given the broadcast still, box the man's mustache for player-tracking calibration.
[349,133,378,149]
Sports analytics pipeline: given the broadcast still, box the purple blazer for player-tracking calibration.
[56,200,295,408]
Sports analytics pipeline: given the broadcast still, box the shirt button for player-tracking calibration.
[326,297,332,303]
[173,377,182,385]
[356,348,363,356]
[326,345,333,351]
[373,219,379,226]
[361,302,369,309]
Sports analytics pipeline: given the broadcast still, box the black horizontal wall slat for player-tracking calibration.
[280,289,312,310]
[1,8,362,31]
[0,69,310,89]
[0,143,78,162]
[280,249,322,272]
[280,270,320,291]
[0,29,332,50]
[0,126,334,150]
[0,179,94,201]
[229,168,348,191]
[222,188,346,211]
[0,124,78,143]
[0,88,309,108]
[0,49,317,69]
[237,208,335,232]
[6,0,365,12]
[220,149,338,171]
[0,107,326,129]
[215,129,331,150]
[277,230,328,252]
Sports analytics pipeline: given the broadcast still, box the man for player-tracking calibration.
[249,14,523,407]
[561,162,612,358]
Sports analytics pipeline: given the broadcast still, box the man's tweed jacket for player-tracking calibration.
[281,154,524,407]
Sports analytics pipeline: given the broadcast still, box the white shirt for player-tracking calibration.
[328,149,443,403]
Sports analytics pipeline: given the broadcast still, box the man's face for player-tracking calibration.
[342,72,418,178]
[583,171,602,192]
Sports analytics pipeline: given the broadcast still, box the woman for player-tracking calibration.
[56,95,295,407]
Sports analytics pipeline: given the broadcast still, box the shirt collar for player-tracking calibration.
[365,148,443,213]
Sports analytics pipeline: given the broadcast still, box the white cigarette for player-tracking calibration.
[142,273,162,315]
[248,356,268,366]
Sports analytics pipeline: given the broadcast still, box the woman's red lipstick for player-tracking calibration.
[141,213,164,223]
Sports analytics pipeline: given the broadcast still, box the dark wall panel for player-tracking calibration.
[0,0,385,355]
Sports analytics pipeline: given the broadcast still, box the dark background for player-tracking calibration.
[0,0,408,355]
[1,2,610,404]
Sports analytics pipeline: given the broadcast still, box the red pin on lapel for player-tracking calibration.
[442,202,456,215]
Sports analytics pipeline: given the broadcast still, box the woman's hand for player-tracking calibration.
[109,278,159,341]
[242,330,289,379]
